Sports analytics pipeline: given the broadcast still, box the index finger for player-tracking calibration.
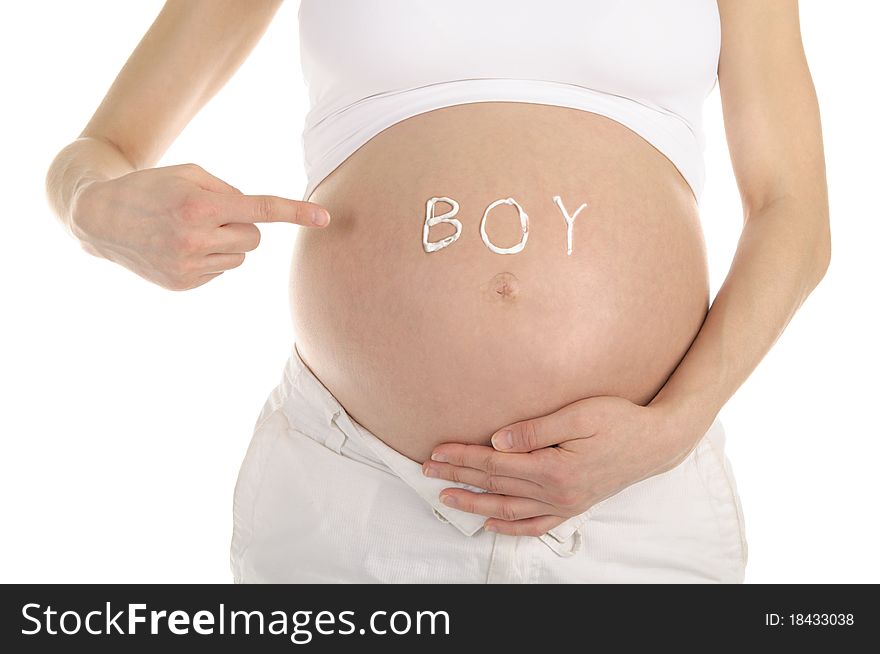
[430,444,546,483]
[214,193,330,226]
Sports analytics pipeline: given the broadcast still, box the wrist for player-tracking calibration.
[69,177,108,244]
[650,384,720,434]
[648,397,718,471]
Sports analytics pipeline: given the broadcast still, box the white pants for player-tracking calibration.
[230,344,748,583]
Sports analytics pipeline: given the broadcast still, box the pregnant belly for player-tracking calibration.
[289,103,709,463]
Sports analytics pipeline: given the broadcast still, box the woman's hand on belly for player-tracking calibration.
[421,396,698,537]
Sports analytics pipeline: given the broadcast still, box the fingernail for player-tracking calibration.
[485,524,497,533]
[491,430,513,450]
[431,452,448,463]
[440,494,458,508]
[422,463,437,477]
[311,209,330,226]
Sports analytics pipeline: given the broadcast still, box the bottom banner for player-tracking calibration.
[0,584,870,650]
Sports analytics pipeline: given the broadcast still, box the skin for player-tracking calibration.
[425,0,832,536]
[45,0,830,538]
[44,0,328,291]
[293,101,710,463]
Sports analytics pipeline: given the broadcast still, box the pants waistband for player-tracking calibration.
[272,343,725,555]
[278,343,512,538]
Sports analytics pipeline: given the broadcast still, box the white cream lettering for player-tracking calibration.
[552,195,588,256]
[422,197,463,253]
[480,197,529,255]
[422,195,589,254]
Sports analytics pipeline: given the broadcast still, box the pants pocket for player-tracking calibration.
[693,427,749,572]
[229,401,288,583]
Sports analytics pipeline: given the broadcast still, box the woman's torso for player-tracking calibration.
[289,1,718,462]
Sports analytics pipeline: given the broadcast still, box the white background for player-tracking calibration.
[1,1,877,583]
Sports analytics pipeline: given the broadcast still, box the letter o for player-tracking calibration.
[480,198,529,255]
[60,611,82,635]
[389,611,412,635]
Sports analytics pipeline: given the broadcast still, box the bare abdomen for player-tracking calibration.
[289,102,709,462]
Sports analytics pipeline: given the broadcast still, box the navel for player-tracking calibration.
[486,271,520,299]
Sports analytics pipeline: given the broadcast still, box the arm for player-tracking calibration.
[648,0,831,437]
[45,0,330,290]
[422,0,831,536]
[46,0,286,237]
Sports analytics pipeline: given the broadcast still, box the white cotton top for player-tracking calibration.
[297,0,721,203]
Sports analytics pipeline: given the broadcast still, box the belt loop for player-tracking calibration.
[325,410,347,454]
[539,529,583,558]
[539,510,592,557]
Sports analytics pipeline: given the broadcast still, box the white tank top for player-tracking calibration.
[298,0,720,202]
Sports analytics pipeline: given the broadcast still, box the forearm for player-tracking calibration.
[45,0,287,241]
[649,195,831,440]
[44,136,138,240]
